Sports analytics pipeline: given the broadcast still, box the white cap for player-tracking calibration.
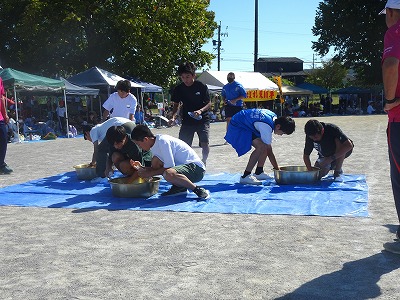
[379,0,400,15]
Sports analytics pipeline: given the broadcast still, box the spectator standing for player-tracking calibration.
[221,72,247,143]
[56,100,67,135]
[102,80,137,122]
[168,62,211,165]
[0,77,13,174]
[380,1,400,254]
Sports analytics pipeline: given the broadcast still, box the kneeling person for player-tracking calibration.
[130,124,210,200]
[303,119,354,180]
[106,125,152,180]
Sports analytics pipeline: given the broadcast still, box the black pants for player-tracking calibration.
[0,121,7,166]
[388,122,400,223]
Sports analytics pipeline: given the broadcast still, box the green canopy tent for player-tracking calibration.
[0,68,67,139]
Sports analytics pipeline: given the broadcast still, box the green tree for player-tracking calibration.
[0,0,216,86]
[306,60,347,91]
[312,0,386,86]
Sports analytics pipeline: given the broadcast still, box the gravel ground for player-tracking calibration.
[1,114,400,300]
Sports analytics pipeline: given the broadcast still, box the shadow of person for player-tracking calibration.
[275,252,400,300]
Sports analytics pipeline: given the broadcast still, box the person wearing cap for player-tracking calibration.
[82,117,136,178]
[168,62,211,165]
[380,0,400,254]
[102,79,137,122]
[221,72,247,144]
[224,108,295,185]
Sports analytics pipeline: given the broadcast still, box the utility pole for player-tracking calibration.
[254,0,258,72]
[213,22,228,71]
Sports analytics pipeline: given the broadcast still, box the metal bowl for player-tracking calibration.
[73,164,97,180]
[274,166,320,185]
[109,176,161,198]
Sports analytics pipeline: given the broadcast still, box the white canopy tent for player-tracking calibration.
[197,71,278,91]
[197,71,279,102]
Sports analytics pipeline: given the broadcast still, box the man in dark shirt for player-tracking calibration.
[168,62,211,165]
[105,125,152,179]
[303,119,354,180]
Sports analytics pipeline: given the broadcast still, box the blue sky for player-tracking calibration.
[202,0,330,72]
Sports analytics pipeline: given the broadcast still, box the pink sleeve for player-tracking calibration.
[0,78,4,96]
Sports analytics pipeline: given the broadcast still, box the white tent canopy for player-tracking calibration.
[197,71,278,91]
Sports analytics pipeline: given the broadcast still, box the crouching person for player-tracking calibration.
[303,119,354,180]
[106,125,152,180]
[130,124,210,200]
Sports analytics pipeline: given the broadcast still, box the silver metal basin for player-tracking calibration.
[274,166,320,185]
[73,164,97,180]
[109,176,161,198]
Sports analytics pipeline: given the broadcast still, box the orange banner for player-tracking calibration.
[244,90,278,101]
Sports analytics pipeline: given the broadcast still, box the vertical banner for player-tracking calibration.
[273,76,285,104]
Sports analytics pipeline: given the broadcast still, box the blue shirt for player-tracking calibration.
[225,109,276,156]
[222,81,247,107]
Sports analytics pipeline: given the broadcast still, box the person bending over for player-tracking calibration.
[105,125,152,179]
[225,108,295,185]
[130,124,210,200]
[82,117,135,178]
[303,119,354,181]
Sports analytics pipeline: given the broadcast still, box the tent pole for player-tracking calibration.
[99,95,102,121]
[141,88,145,124]
[13,86,21,142]
[63,89,69,138]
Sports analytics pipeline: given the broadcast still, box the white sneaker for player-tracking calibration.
[334,175,343,182]
[253,172,273,180]
[239,174,262,185]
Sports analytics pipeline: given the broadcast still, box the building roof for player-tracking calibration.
[257,57,304,63]
[262,71,308,77]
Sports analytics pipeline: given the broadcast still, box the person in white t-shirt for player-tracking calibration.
[82,117,135,177]
[130,124,210,199]
[102,80,137,122]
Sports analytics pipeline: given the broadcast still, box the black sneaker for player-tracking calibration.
[0,164,13,175]
[193,186,210,200]
[161,185,187,197]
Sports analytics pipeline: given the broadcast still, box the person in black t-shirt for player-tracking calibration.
[168,62,211,165]
[303,119,354,180]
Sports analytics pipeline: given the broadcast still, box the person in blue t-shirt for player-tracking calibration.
[224,108,295,185]
[221,72,247,143]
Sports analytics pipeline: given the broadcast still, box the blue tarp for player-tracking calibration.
[0,172,369,217]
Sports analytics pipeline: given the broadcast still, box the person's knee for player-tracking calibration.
[163,168,177,182]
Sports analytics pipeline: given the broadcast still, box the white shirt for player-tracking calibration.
[90,117,132,143]
[102,92,137,120]
[254,121,273,145]
[56,106,66,117]
[151,134,205,170]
